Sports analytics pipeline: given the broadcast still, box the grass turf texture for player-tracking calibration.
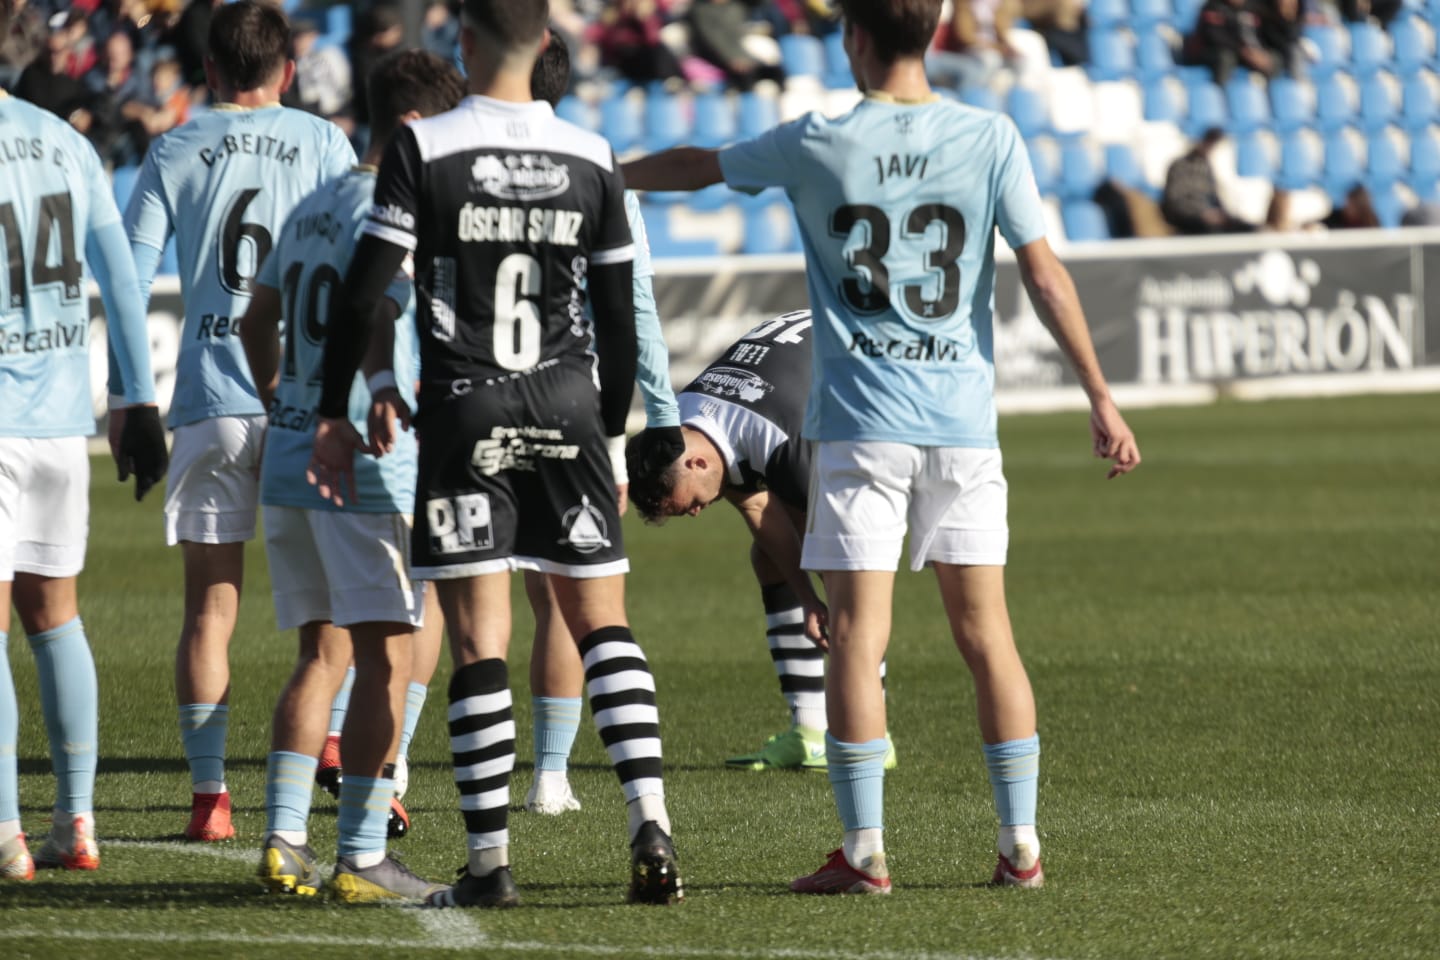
[2,393,1437,959]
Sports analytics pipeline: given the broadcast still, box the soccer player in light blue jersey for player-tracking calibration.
[624,0,1140,894]
[120,0,356,842]
[0,0,168,880]
[239,49,464,903]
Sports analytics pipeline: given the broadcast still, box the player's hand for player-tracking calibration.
[308,416,370,507]
[367,387,412,457]
[1089,396,1141,479]
[616,482,629,516]
[116,404,169,502]
[803,598,830,650]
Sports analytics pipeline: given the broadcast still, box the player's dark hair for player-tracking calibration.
[838,0,942,63]
[462,0,549,50]
[0,0,12,38]
[530,28,570,107]
[626,431,683,525]
[208,0,291,92]
[368,49,466,145]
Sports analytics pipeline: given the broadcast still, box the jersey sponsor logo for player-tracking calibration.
[470,424,580,477]
[694,366,774,404]
[848,331,966,363]
[0,321,87,355]
[426,492,494,555]
[457,204,583,246]
[471,154,571,201]
[558,495,611,553]
[370,203,416,232]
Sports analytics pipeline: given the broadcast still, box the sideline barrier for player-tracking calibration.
[84,228,1440,433]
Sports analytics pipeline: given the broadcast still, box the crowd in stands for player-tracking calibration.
[4,0,1440,252]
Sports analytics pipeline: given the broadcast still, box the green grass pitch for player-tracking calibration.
[2,393,1437,959]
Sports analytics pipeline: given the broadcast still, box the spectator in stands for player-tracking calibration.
[287,15,353,131]
[1181,0,1275,85]
[14,11,94,126]
[348,4,405,128]
[751,0,841,37]
[593,0,687,88]
[422,0,460,59]
[0,0,49,86]
[1022,0,1088,67]
[83,27,151,166]
[1257,0,1304,79]
[1161,128,1259,234]
[1401,202,1440,226]
[926,0,1021,94]
[1316,185,1381,229]
[167,0,218,90]
[688,0,786,91]
[1338,0,1403,28]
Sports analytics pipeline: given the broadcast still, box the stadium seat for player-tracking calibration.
[1226,73,1271,133]
[1028,136,1061,195]
[1323,130,1365,195]
[1131,0,1175,29]
[1087,0,1128,29]
[741,201,800,255]
[961,85,1002,112]
[1400,72,1439,132]
[693,92,737,147]
[1136,32,1177,81]
[1304,24,1348,79]
[1370,181,1407,226]
[1087,28,1136,82]
[1235,131,1278,178]
[1058,140,1105,200]
[1314,73,1359,133]
[688,182,743,212]
[822,31,852,88]
[1391,17,1436,75]
[1367,127,1408,188]
[111,164,140,212]
[638,203,721,258]
[643,91,690,152]
[1277,129,1322,189]
[1270,76,1316,133]
[1359,73,1401,134]
[555,95,597,132]
[1143,76,1185,124]
[1173,0,1205,31]
[1409,127,1440,181]
[1060,200,1111,241]
[738,92,780,138]
[325,5,351,43]
[1105,143,1150,192]
[1007,85,1052,138]
[1091,81,1144,144]
[600,95,644,153]
[779,34,825,79]
[1046,66,1097,136]
[1348,22,1392,78]
[1185,81,1228,138]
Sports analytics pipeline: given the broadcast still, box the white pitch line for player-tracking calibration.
[416,909,489,947]
[105,839,261,865]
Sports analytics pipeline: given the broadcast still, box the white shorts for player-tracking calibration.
[164,415,266,545]
[263,505,426,631]
[0,436,89,580]
[802,441,1008,573]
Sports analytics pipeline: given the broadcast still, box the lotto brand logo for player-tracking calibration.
[471,154,571,201]
[694,367,773,404]
[370,204,415,231]
[426,493,494,555]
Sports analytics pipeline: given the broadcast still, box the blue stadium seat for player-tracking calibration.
[1008,85,1051,137]
[1059,141,1104,201]
[822,31,852,88]
[692,92,737,147]
[1131,0,1174,29]
[1028,139,1060,195]
[1348,22,1390,78]
[1391,17,1433,75]
[742,201,800,255]
[1277,131,1321,189]
[644,92,690,152]
[1400,74,1438,132]
[1270,77,1315,133]
[1087,0,1128,29]
[555,95,596,132]
[1143,79,1183,124]
[638,204,720,258]
[1185,81,1228,138]
[1304,25,1346,79]
[601,96,644,153]
[779,34,825,79]
[1176,64,1215,89]
[1409,128,1440,180]
[1226,75,1270,133]
[1358,74,1400,134]
[1314,74,1357,133]
[1236,132,1277,178]
[111,164,140,212]
[1371,182,1406,226]
[961,85,1002,112]
[1105,143,1149,192]
[1367,130,1406,188]
[1136,33,1176,80]
[1061,200,1111,241]
[738,92,780,138]
[1087,28,1136,81]
[325,5,351,43]
[689,182,743,212]
[1323,132,1364,195]
[1173,0,1206,31]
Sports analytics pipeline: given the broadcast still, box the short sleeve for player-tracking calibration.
[624,190,653,280]
[994,117,1048,250]
[590,158,634,268]
[718,117,809,195]
[364,126,421,251]
[123,144,173,252]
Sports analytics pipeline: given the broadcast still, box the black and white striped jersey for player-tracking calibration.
[365,95,633,387]
[678,310,813,509]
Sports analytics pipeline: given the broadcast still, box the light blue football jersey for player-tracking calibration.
[719,96,1048,448]
[257,168,416,514]
[0,93,146,437]
[125,104,355,427]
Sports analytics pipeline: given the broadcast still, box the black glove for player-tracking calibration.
[118,405,169,502]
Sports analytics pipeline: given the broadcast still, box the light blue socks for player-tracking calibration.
[265,750,317,838]
[337,775,393,863]
[29,618,97,814]
[532,696,582,773]
[398,680,427,760]
[0,630,18,824]
[827,734,889,831]
[178,703,229,790]
[983,733,1040,826]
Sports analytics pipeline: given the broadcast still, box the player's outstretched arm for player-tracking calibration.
[621,148,724,193]
[237,284,283,411]
[1014,238,1141,479]
[725,489,829,647]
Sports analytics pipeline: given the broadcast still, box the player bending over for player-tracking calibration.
[626,311,897,773]
[0,0,167,878]
[120,0,356,842]
[311,0,683,907]
[624,0,1140,894]
[239,50,463,904]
